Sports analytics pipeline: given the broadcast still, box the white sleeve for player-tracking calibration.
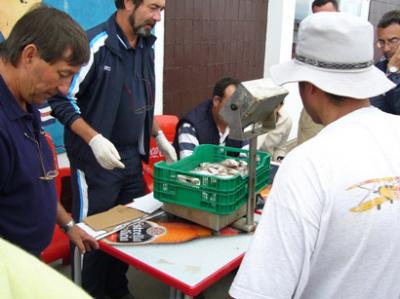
[229,149,322,299]
[258,109,292,159]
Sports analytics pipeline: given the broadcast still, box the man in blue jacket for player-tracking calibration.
[49,0,169,298]
[0,32,4,42]
[371,10,400,114]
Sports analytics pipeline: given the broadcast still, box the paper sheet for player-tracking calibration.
[127,192,163,214]
[83,205,145,231]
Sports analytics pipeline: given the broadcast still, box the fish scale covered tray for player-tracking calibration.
[153,144,270,215]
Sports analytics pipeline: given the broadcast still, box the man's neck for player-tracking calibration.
[0,61,26,111]
[116,11,138,48]
[211,109,227,133]
[321,98,370,125]
[217,123,227,134]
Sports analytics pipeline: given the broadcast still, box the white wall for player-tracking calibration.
[264,0,301,140]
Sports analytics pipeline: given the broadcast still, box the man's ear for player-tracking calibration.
[212,95,222,106]
[124,0,135,10]
[20,44,39,65]
[302,81,314,93]
[302,82,323,100]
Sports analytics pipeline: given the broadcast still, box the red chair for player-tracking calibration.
[40,133,71,265]
[143,115,179,193]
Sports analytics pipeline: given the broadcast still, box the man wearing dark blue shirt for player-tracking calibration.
[0,6,98,257]
[0,32,4,42]
[371,10,400,114]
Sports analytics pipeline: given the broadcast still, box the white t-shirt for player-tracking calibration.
[230,107,400,299]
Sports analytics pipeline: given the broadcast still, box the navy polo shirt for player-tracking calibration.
[0,75,57,255]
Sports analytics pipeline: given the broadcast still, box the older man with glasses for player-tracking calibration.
[371,10,400,114]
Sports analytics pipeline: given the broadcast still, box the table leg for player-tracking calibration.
[73,247,82,286]
[169,287,194,299]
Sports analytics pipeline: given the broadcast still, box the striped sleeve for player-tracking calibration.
[177,122,199,159]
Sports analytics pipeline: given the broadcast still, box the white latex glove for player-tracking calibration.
[88,134,125,170]
[154,131,177,163]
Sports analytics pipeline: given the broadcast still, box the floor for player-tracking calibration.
[53,260,236,299]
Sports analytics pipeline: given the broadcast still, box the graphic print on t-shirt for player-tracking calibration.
[347,176,400,212]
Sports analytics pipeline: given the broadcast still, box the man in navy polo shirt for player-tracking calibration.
[0,5,98,257]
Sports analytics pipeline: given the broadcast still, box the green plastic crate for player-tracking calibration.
[154,144,270,215]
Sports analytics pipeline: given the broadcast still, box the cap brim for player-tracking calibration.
[270,60,396,99]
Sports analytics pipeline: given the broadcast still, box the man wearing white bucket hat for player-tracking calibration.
[230,12,400,299]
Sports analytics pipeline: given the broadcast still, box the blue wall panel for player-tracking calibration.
[43,0,116,30]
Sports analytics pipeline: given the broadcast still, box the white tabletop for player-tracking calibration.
[100,231,254,296]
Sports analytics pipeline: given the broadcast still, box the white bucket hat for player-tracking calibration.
[270,12,396,99]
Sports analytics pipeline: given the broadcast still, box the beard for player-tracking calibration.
[129,12,154,37]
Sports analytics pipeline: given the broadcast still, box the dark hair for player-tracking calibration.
[0,5,89,67]
[378,10,400,29]
[311,0,338,11]
[213,77,240,98]
[115,0,144,9]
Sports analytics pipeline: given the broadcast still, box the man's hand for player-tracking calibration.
[89,134,125,170]
[155,131,177,163]
[388,44,400,72]
[67,225,99,254]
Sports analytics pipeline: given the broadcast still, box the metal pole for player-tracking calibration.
[246,135,257,226]
[73,247,82,286]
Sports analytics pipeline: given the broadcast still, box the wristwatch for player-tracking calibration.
[60,219,75,233]
[388,65,399,73]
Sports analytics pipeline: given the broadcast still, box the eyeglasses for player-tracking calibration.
[124,78,154,114]
[376,37,400,49]
[24,132,59,181]
[39,169,59,181]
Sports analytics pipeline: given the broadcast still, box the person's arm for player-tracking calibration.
[152,118,177,163]
[388,44,400,73]
[229,150,321,299]
[177,122,199,159]
[48,54,124,170]
[71,118,125,169]
[56,202,98,254]
[0,131,10,190]
[259,109,293,161]
[385,46,400,115]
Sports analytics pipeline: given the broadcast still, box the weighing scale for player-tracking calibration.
[163,78,288,231]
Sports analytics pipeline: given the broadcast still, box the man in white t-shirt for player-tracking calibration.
[230,12,400,299]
